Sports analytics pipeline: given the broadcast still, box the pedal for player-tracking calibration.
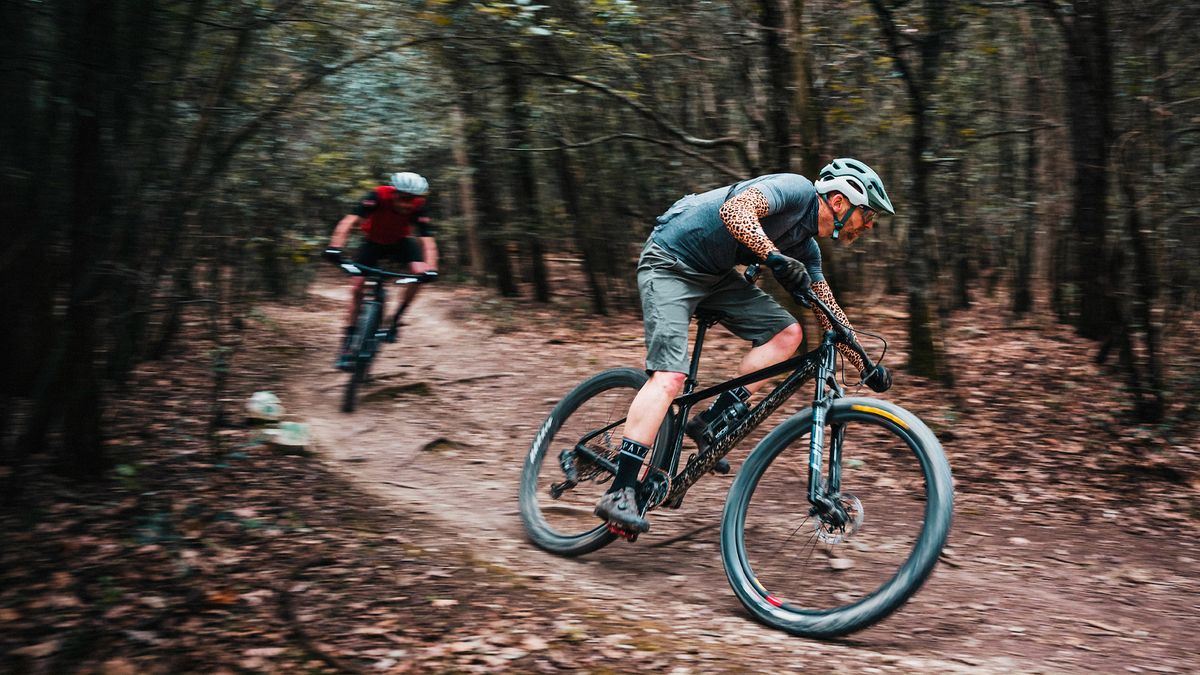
[606,522,639,542]
[548,480,575,499]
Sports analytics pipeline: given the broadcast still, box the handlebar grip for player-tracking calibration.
[791,289,813,308]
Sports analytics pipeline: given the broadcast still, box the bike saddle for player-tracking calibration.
[693,309,728,327]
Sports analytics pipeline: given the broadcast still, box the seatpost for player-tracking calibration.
[683,318,714,396]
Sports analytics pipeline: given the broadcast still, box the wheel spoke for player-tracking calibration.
[721,399,953,637]
[520,369,672,556]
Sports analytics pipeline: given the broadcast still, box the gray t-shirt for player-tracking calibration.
[649,173,824,281]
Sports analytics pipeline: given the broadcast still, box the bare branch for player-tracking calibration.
[525,68,750,169]
[499,132,744,180]
[193,36,444,196]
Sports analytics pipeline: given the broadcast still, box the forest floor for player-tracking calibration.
[3,268,1200,674]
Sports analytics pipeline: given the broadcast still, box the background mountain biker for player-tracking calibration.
[324,171,438,369]
[594,158,897,534]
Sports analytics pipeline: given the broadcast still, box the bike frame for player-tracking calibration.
[575,305,856,518]
[662,314,847,514]
[355,279,387,360]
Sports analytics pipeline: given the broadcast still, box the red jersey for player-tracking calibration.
[352,186,433,244]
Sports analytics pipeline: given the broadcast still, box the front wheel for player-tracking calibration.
[342,303,381,413]
[721,397,953,638]
[519,368,672,556]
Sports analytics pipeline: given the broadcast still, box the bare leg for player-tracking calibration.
[623,371,686,447]
[735,323,802,395]
[346,277,366,326]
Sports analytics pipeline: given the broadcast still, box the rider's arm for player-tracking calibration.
[787,239,867,373]
[330,190,380,249]
[329,214,361,249]
[809,281,868,374]
[718,187,781,260]
[415,203,437,270]
[419,237,438,270]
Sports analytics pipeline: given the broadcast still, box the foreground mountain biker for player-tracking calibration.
[594,158,897,534]
[324,172,439,370]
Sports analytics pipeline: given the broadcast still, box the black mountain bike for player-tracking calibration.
[334,261,436,413]
[519,269,953,638]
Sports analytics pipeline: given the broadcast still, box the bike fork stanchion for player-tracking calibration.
[826,423,846,495]
[806,334,840,516]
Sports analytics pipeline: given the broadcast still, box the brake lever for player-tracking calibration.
[793,288,813,308]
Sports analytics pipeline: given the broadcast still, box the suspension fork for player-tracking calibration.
[806,335,845,518]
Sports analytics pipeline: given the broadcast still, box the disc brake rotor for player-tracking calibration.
[815,494,864,544]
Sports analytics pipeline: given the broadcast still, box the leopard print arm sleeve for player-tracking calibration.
[718,187,776,260]
[808,280,868,373]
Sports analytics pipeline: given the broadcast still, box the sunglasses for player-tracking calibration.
[860,206,876,224]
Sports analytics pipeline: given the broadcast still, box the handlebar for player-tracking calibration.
[334,259,438,284]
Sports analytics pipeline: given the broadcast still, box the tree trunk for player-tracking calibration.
[789,0,823,176]
[906,113,950,384]
[1013,14,1042,315]
[552,120,608,315]
[451,64,517,296]
[760,0,792,173]
[450,105,484,281]
[1045,0,1114,339]
[58,0,114,475]
[503,55,550,302]
[1115,136,1165,422]
[868,0,952,384]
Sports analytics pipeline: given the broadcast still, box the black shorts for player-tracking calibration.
[355,238,423,268]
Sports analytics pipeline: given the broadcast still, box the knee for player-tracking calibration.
[649,371,686,398]
[773,322,803,348]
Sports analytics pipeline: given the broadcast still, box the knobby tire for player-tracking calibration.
[342,303,381,413]
[720,396,953,638]
[519,368,672,556]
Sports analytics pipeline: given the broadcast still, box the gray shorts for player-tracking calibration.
[639,241,797,373]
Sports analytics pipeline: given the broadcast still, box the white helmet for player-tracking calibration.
[813,158,895,215]
[389,171,429,196]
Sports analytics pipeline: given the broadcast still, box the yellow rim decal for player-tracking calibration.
[850,405,908,429]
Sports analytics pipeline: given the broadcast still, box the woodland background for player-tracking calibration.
[3,1,1200,672]
[3,0,1198,475]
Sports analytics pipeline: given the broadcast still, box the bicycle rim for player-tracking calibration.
[519,368,671,556]
[721,397,953,637]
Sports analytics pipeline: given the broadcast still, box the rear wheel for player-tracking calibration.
[342,303,381,413]
[519,368,672,556]
[721,397,953,637]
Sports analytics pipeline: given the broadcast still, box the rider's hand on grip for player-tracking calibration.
[862,364,892,393]
[764,251,812,295]
[323,248,343,265]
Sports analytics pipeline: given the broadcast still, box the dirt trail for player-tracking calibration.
[270,277,1199,674]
